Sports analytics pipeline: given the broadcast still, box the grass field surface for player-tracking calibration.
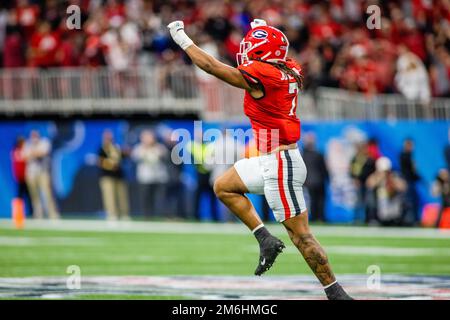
[1,219,450,299]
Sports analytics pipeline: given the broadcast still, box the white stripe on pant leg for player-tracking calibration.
[277,151,291,220]
[270,151,289,222]
[281,151,296,219]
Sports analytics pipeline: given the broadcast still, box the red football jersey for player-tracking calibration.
[237,59,301,153]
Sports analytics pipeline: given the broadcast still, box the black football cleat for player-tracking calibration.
[254,235,285,276]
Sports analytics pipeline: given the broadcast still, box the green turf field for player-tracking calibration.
[1,220,450,277]
[1,220,450,299]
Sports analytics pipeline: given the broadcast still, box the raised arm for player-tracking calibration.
[185,45,251,90]
[167,21,251,91]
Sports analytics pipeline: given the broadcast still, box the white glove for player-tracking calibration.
[250,19,267,29]
[167,21,194,51]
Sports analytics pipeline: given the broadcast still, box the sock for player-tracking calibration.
[252,224,271,245]
[323,280,338,290]
[324,281,353,300]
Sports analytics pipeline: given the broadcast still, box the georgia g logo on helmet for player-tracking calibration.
[252,29,268,39]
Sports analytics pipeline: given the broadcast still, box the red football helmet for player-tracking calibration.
[236,19,290,65]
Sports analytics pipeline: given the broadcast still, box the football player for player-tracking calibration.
[168,19,352,300]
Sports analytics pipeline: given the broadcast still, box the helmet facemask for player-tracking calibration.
[236,40,251,66]
[236,38,271,65]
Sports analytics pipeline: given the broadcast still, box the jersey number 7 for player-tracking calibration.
[288,82,298,116]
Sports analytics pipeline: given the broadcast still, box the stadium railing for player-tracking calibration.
[314,87,450,121]
[0,66,202,116]
[0,67,449,120]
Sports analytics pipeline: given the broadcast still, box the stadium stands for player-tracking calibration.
[0,1,449,118]
[0,0,449,95]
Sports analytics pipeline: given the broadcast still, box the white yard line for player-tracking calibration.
[1,219,450,239]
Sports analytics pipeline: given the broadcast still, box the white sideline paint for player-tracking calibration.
[0,236,106,246]
[0,219,450,239]
[272,245,450,257]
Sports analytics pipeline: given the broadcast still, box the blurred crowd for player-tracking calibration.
[0,0,449,100]
[302,132,450,227]
[10,126,450,227]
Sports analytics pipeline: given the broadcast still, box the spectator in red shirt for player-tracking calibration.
[3,25,26,68]
[309,4,341,42]
[11,136,32,214]
[14,0,40,40]
[224,28,241,63]
[80,18,107,67]
[399,19,427,61]
[28,21,60,68]
[105,0,126,26]
[367,138,382,160]
[57,31,81,67]
[340,45,379,95]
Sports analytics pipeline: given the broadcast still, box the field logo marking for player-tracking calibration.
[1,275,450,299]
[66,265,81,290]
[66,5,81,30]
[366,265,381,290]
[366,5,381,30]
